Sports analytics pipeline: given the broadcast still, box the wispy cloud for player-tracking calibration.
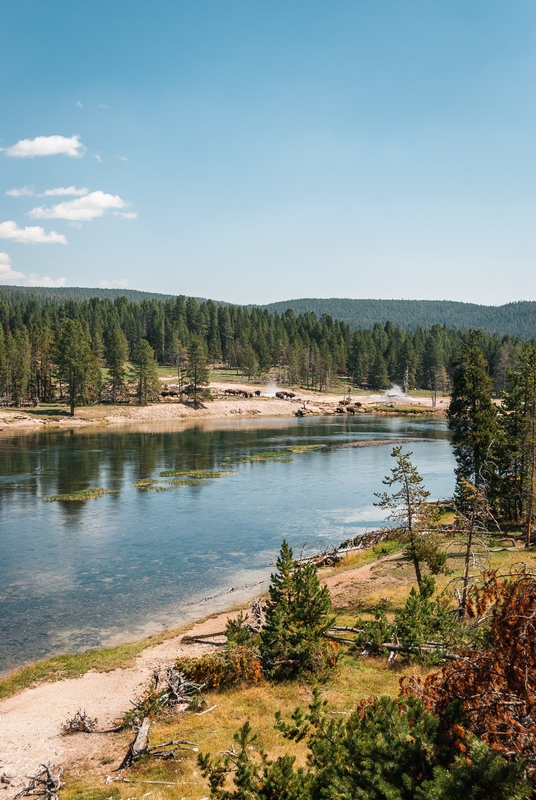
[118,155,128,161]
[0,252,25,281]
[6,186,88,198]
[42,186,88,197]
[28,191,127,222]
[2,135,86,158]
[76,101,83,108]
[0,252,65,286]
[99,278,130,288]
[95,153,102,162]
[6,186,35,197]
[0,220,68,244]
[114,211,138,220]
[25,273,66,287]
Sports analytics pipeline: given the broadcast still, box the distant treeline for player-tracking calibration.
[0,290,526,405]
[261,297,536,340]
[3,285,536,338]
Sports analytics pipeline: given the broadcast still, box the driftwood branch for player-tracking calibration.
[118,717,198,770]
[61,709,124,735]
[118,717,151,770]
[15,764,64,800]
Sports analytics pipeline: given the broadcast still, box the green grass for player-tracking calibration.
[44,488,115,502]
[0,629,185,699]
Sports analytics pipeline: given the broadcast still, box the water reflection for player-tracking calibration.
[0,416,454,671]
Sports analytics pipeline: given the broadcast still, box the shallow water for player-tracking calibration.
[0,415,455,672]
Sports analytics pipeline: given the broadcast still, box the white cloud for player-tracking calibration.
[77,101,83,108]
[118,155,128,161]
[95,153,102,162]
[99,278,130,288]
[0,252,65,286]
[0,220,68,244]
[6,186,88,198]
[42,186,88,197]
[114,211,138,220]
[99,103,110,109]
[2,135,86,158]
[29,191,127,222]
[0,252,25,281]
[25,274,66,287]
[6,186,35,197]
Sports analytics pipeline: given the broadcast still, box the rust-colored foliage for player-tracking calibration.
[403,568,536,787]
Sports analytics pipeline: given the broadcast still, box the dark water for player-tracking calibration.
[0,415,455,672]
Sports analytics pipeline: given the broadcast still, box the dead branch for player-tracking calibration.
[15,764,64,800]
[196,704,217,716]
[118,717,198,770]
[61,708,123,735]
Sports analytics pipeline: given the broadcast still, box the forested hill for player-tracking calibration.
[2,286,535,338]
[0,285,208,305]
[260,298,536,339]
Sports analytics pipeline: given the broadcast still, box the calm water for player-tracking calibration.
[0,415,455,672]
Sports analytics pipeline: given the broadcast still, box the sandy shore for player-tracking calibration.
[0,557,397,795]
[0,382,447,435]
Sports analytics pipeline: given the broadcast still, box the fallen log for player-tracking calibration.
[118,718,151,769]
[118,718,198,770]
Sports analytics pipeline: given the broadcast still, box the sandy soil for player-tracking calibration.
[0,383,447,434]
[0,558,398,795]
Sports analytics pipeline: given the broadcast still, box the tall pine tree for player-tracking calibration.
[447,331,498,491]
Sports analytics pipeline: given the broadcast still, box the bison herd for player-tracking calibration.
[223,388,261,398]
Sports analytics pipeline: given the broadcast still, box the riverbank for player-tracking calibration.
[0,383,448,435]
[0,551,393,795]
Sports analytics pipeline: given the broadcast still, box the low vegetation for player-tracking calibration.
[44,488,114,502]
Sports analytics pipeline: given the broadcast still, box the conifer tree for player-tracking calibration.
[131,338,160,405]
[185,337,211,406]
[260,540,334,678]
[54,319,101,416]
[105,326,129,403]
[447,331,498,490]
[498,343,536,546]
[375,447,446,590]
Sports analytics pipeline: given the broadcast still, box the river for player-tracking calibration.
[0,415,455,672]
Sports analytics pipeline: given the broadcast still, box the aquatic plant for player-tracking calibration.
[44,488,114,502]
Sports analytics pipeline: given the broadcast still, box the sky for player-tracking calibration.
[0,1,535,305]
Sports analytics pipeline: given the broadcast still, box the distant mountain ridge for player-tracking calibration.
[1,286,535,339]
[0,285,188,304]
[260,298,536,339]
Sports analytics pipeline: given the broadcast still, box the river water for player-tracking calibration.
[0,415,455,672]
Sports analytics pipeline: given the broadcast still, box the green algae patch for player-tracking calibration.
[288,444,326,453]
[132,479,158,488]
[248,451,293,462]
[159,469,236,479]
[164,478,207,487]
[44,488,114,502]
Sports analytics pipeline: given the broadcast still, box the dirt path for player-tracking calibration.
[0,559,395,794]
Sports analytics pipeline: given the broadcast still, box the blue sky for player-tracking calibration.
[0,1,535,304]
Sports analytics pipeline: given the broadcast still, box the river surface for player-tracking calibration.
[0,415,455,672]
